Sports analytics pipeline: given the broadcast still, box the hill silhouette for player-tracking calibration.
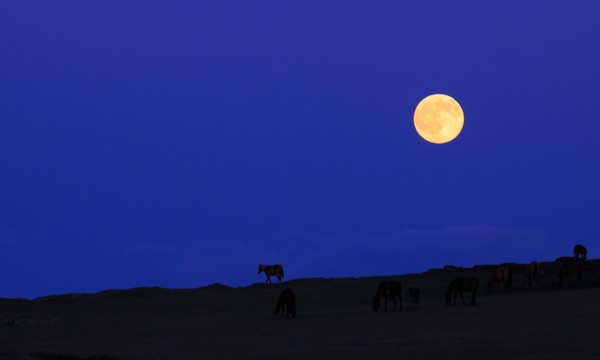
[1,259,599,359]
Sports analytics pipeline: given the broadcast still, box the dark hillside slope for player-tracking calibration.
[0,259,598,360]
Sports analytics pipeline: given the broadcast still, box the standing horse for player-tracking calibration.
[445,277,479,306]
[274,288,296,319]
[527,261,540,288]
[487,266,513,293]
[559,258,583,288]
[573,244,587,260]
[258,264,284,286]
[372,281,403,312]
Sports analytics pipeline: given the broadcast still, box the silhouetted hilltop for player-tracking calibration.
[428,258,600,287]
[0,259,598,360]
[1,259,598,306]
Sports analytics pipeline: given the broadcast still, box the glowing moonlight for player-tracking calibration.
[414,94,464,144]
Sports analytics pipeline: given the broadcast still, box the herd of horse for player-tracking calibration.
[263,244,589,318]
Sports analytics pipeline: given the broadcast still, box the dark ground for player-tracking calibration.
[1,259,599,359]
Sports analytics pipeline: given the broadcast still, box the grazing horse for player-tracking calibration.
[527,261,540,288]
[487,266,513,293]
[445,277,479,306]
[372,281,403,312]
[258,264,284,286]
[559,258,583,288]
[408,288,420,308]
[274,288,296,319]
[574,244,587,260]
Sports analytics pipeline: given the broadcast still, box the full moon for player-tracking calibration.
[413,94,464,144]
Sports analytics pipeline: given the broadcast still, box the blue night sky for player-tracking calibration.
[2,1,599,299]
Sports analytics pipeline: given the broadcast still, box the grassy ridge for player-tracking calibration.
[0,260,598,359]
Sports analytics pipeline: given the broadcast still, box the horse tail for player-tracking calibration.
[507,268,513,291]
[487,274,493,293]
[280,266,284,279]
[289,291,296,318]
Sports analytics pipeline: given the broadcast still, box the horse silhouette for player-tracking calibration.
[274,288,296,318]
[573,244,587,260]
[445,277,479,306]
[372,281,403,312]
[559,258,583,288]
[487,266,513,293]
[527,261,540,288]
[258,264,284,286]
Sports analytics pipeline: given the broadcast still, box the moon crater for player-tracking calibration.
[413,94,464,144]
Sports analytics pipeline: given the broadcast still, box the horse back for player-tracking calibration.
[389,281,402,295]
[377,282,391,297]
[456,277,478,291]
[376,281,402,297]
[260,264,284,276]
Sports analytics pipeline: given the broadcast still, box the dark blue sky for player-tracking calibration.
[2,1,599,299]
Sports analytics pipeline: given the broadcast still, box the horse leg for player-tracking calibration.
[399,294,403,311]
[282,303,286,319]
[384,297,388,311]
[460,292,465,305]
